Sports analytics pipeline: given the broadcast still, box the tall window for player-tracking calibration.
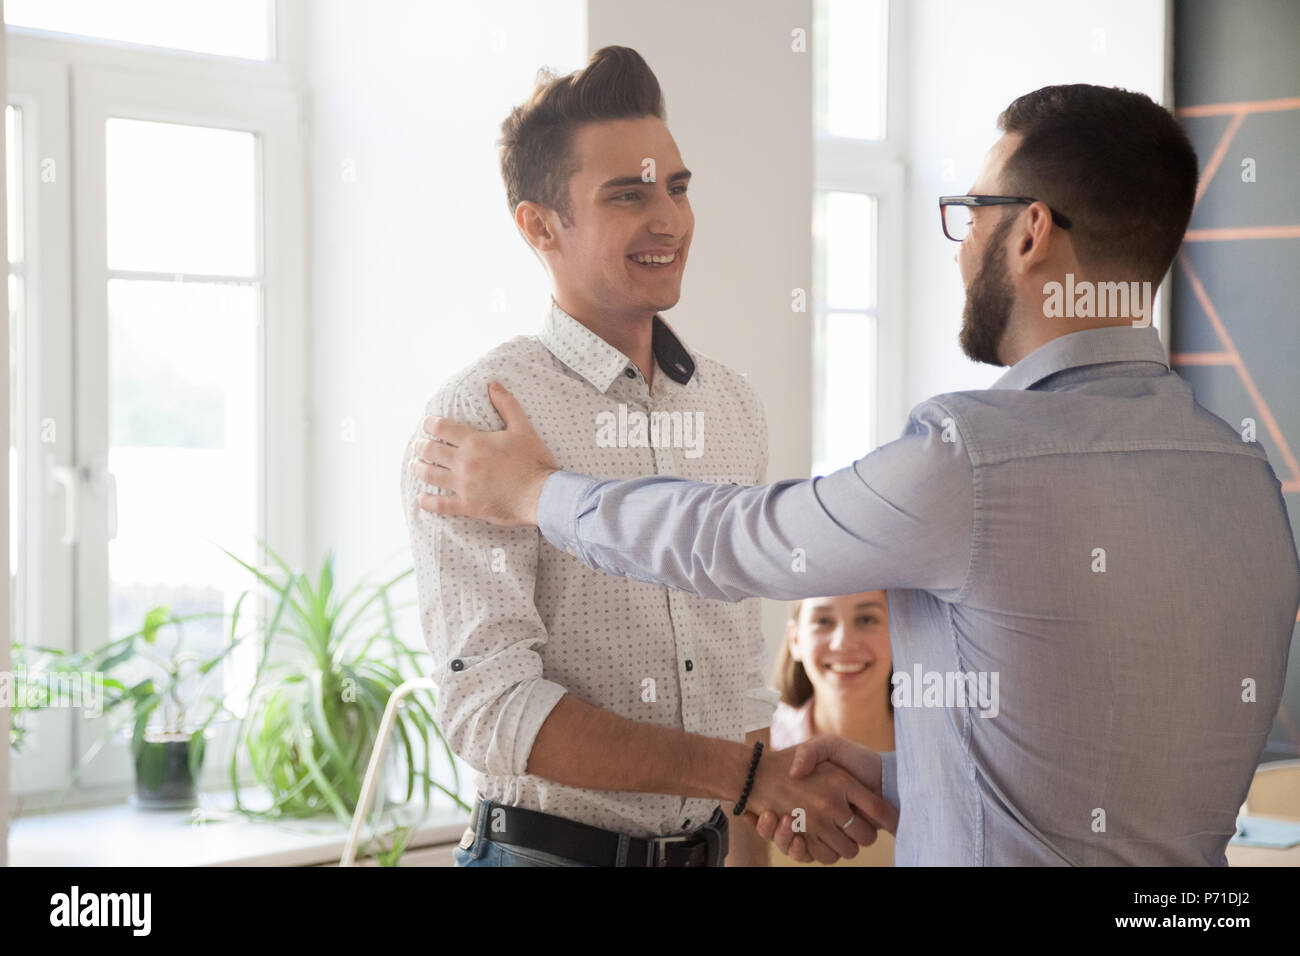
[6,4,304,800]
[102,118,260,730]
[812,0,905,476]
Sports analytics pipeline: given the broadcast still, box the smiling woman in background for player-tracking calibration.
[768,592,896,866]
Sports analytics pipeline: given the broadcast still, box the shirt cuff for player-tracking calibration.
[509,678,568,777]
[537,469,599,558]
[880,750,900,811]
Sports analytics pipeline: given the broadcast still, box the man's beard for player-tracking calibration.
[959,221,1015,366]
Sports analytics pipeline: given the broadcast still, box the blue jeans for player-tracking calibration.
[453,836,597,867]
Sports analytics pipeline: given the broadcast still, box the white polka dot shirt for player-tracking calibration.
[400,299,780,838]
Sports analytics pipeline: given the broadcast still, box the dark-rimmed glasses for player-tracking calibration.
[939,195,1073,242]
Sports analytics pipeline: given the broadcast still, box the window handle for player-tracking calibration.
[105,470,118,541]
[48,457,79,546]
[48,456,119,543]
[88,454,118,542]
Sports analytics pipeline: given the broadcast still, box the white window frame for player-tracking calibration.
[7,54,75,797]
[6,4,306,806]
[813,0,909,454]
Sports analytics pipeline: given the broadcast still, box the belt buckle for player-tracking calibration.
[647,832,696,867]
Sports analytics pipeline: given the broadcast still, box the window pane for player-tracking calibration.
[5,0,273,60]
[815,0,889,139]
[106,119,257,276]
[815,191,877,311]
[812,312,876,477]
[6,106,21,264]
[107,278,259,714]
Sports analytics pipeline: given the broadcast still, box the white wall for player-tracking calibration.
[305,0,586,591]
[588,0,814,662]
[902,0,1168,410]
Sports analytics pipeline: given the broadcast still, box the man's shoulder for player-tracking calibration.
[687,350,765,418]
[426,334,550,428]
[909,380,1268,467]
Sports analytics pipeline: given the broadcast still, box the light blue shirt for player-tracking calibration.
[537,325,1300,865]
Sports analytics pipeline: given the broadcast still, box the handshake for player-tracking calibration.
[736,734,898,864]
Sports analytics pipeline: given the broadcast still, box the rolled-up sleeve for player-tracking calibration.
[401,382,566,777]
[537,398,974,603]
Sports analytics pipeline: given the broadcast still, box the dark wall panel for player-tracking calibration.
[1173,0,1300,761]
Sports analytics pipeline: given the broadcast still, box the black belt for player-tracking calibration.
[467,797,729,867]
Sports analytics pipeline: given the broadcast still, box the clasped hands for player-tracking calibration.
[740,734,898,864]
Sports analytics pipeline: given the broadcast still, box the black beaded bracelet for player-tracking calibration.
[732,741,764,815]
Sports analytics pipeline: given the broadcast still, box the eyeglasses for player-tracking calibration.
[939,195,1073,242]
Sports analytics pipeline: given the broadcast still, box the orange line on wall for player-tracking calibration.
[1178,252,1300,492]
[1174,98,1300,500]
[1194,111,1245,207]
[1170,352,1234,365]
[1177,96,1300,117]
[1185,225,1300,241]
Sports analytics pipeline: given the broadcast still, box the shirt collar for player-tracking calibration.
[989,325,1169,391]
[539,298,697,394]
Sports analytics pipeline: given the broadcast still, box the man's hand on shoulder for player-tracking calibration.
[409,382,558,527]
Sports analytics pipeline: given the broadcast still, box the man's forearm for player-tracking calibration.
[525,692,758,804]
[725,727,772,865]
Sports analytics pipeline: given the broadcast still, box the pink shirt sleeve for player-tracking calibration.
[769,700,815,751]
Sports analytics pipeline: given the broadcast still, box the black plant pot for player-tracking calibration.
[132,732,205,809]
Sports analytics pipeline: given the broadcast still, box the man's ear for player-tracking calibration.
[516,200,559,252]
[1010,202,1054,276]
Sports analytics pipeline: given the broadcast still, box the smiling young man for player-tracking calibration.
[410,83,1300,866]
[400,46,896,868]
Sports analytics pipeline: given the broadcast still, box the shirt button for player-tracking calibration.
[564,545,576,556]
[624,367,636,379]
[450,659,464,672]
[685,660,693,672]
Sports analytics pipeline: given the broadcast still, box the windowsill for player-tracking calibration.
[7,788,470,866]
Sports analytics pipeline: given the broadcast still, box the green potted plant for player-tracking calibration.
[220,541,469,854]
[40,602,246,809]
[121,605,242,807]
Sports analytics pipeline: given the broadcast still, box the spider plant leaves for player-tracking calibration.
[288,704,351,824]
[306,669,362,798]
[221,540,445,852]
[141,605,170,645]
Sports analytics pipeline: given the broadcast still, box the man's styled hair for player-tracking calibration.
[498,45,665,227]
[996,84,1199,283]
